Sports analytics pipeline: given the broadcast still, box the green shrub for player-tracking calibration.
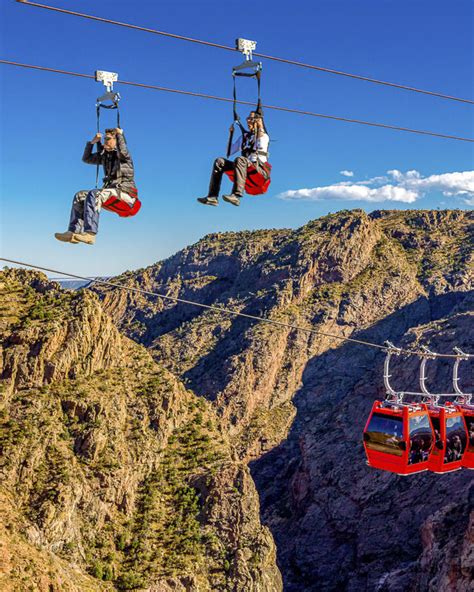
[102,563,114,581]
[116,572,145,590]
[91,561,103,579]
[116,533,127,551]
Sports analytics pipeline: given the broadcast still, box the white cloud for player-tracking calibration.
[280,184,418,203]
[278,169,474,205]
[340,170,354,177]
[387,169,421,181]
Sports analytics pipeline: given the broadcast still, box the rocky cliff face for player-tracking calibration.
[95,209,473,591]
[96,210,473,457]
[253,297,473,592]
[0,269,282,591]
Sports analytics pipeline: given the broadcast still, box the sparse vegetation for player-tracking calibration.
[1,210,471,591]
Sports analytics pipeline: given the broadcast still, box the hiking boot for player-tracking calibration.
[73,232,96,245]
[222,193,241,206]
[54,231,79,243]
[197,196,219,206]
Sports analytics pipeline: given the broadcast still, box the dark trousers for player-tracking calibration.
[208,155,251,197]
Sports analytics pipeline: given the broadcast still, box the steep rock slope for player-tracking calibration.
[96,209,473,459]
[0,269,282,591]
[94,209,473,591]
[253,295,473,592]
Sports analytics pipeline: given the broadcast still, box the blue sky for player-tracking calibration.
[1,0,473,276]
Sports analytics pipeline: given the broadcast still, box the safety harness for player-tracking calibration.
[93,70,141,217]
[225,48,272,195]
[95,93,120,190]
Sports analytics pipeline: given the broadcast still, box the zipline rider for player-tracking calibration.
[198,110,270,207]
[55,127,138,245]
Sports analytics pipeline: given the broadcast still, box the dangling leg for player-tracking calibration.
[223,156,248,206]
[54,190,88,243]
[74,189,100,244]
[197,157,233,206]
[69,190,87,233]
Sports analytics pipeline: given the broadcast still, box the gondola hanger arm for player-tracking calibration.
[452,347,472,403]
[383,341,402,402]
[419,346,439,403]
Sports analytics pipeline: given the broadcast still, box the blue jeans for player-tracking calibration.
[68,188,135,234]
[68,189,100,234]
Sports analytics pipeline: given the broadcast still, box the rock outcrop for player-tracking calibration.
[94,209,473,591]
[2,209,472,591]
[96,209,473,458]
[0,269,282,591]
[253,300,473,592]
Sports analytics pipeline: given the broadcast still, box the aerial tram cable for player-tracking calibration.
[14,0,474,106]
[3,258,472,474]
[1,257,472,362]
[1,59,473,144]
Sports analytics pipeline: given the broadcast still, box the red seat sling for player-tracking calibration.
[225,162,272,195]
[102,187,141,217]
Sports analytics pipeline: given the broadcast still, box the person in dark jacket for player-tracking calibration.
[55,127,137,245]
[197,111,270,207]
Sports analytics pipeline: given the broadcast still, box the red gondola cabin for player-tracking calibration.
[426,403,468,473]
[363,401,434,475]
[455,403,474,469]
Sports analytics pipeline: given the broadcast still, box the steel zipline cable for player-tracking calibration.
[15,0,474,106]
[1,60,473,143]
[1,257,472,362]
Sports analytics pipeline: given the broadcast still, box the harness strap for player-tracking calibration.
[97,100,120,126]
[227,75,246,158]
[241,140,268,159]
[226,127,234,159]
[94,100,121,188]
[95,104,100,188]
[256,69,262,116]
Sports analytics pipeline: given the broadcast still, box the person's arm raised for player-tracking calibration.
[82,133,102,165]
[115,128,131,160]
[256,119,266,138]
